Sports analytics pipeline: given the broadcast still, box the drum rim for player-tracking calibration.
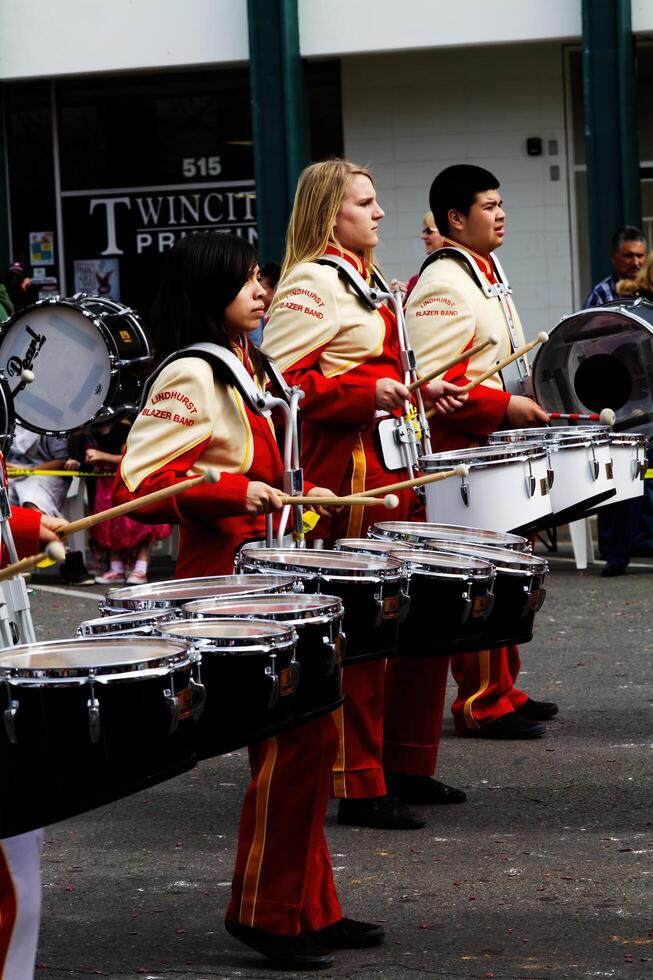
[180,593,344,625]
[159,617,298,653]
[238,547,404,579]
[422,444,548,468]
[386,547,498,578]
[0,635,194,681]
[368,521,530,551]
[489,428,610,448]
[422,543,548,574]
[105,574,296,609]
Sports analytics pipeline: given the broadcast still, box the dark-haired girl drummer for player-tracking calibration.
[113,232,384,969]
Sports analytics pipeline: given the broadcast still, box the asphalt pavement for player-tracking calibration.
[19,546,653,979]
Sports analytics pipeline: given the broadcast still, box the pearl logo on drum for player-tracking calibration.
[5,325,46,378]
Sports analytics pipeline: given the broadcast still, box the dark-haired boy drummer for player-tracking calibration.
[405,164,558,739]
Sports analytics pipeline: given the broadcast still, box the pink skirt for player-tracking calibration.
[90,477,172,551]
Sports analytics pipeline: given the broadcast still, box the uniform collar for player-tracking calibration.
[325,241,367,278]
[442,237,496,283]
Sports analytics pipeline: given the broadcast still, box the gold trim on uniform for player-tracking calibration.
[239,736,279,926]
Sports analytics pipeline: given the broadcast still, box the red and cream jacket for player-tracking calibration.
[262,244,405,491]
[112,348,286,578]
[405,239,524,451]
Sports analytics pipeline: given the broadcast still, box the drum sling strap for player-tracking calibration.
[420,246,531,394]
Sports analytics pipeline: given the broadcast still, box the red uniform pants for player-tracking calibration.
[329,430,449,798]
[450,645,528,733]
[228,714,342,935]
[0,830,43,980]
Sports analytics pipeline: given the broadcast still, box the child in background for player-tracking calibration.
[85,421,171,584]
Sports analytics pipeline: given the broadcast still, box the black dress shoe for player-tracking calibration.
[519,698,559,721]
[602,564,626,577]
[308,917,385,949]
[337,795,426,830]
[224,919,334,970]
[467,711,546,739]
[385,772,467,804]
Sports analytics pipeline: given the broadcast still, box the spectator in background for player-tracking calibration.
[583,227,648,577]
[583,226,647,307]
[6,423,93,585]
[616,248,653,300]
[2,261,38,312]
[249,261,280,346]
[391,211,445,306]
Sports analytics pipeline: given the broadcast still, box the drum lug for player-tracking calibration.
[525,459,536,498]
[189,677,206,721]
[605,458,614,480]
[460,591,472,625]
[86,673,101,743]
[634,458,646,480]
[164,687,180,734]
[4,699,19,745]
[323,638,338,675]
[397,587,411,624]
[459,473,470,507]
[589,445,600,481]
[547,466,555,489]
[265,656,280,710]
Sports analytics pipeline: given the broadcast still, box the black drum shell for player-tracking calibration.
[0,653,196,838]
[399,568,491,656]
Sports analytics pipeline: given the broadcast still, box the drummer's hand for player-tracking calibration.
[389,278,407,295]
[39,514,68,544]
[503,395,550,428]
[422,379,469,414]
[376,377,410,411]
[245,481,284,515]
[305,485,343,517]
[64,458,81,471]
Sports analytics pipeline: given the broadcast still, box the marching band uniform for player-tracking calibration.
[263,244,450,800]
[114,350,345,950]
[405,239,530,733]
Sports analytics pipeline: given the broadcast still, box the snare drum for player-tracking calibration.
[489,426,616,524]
[159,619,299,757]
[0,636,201,838]
[589,431,646,510]
[182,593,345,727]
[368,521,531,553]
[421,444,552,533]
[102,573,296,615]
[77,608,176,637]
[0,295,153,434]
[428,542,548,647]
[236,547,406,664]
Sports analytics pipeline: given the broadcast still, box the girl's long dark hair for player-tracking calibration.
[151,232,264,375]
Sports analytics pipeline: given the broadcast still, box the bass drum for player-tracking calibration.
[0,295,153,434]
[532,297,653,436]
[0,375,15,453]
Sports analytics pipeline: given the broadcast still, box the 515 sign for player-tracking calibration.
[182,156,222,177]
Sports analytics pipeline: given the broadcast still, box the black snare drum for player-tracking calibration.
[428,543,548,647]
[236,547,406,664]
[182,593,344,727]
[77,608,176,637]
[0,295,153,434]
[368,521,531,553]
[159,619,299,757]
[0,637,201,838]
[102,573,296,615]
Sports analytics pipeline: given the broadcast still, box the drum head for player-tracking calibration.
[0,636,190,678]
[0,300,113,433]
[388,548,496,578]
[533,299,653,435]
[160,618,296,651]
[428,542,548,575]
[77,609,176,635]
[182,593,343,624]
[238,547,403,579]
[104,574,296,611]
[368,522,530,551]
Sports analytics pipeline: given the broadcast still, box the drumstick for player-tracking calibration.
[406,335,499,393]
[0,541,66,583]
[279,493,400,509]
[356,464,470,497]
[55,468,220,539]
[548,408,616,426]
[424,332,549,420]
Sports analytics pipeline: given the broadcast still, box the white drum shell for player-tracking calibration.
[594,435,647,509]
[421,449,551,534]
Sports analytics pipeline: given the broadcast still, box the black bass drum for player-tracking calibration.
[0,295,153,434]
[0,374,15,453]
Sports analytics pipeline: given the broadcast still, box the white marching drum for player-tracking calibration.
[421,444,552,533]
[0,295,153,434]
[597,432,647,509]
[489,426,616,524]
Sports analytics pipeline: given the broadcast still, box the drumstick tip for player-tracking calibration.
[537,331,549,343]
[455,464,470,477]
[487,333,499,345]
[203,467,220,484]
[45,540,66,563]
[599,407,616,426]
[21,368,35,384]
[383,494,400,510]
